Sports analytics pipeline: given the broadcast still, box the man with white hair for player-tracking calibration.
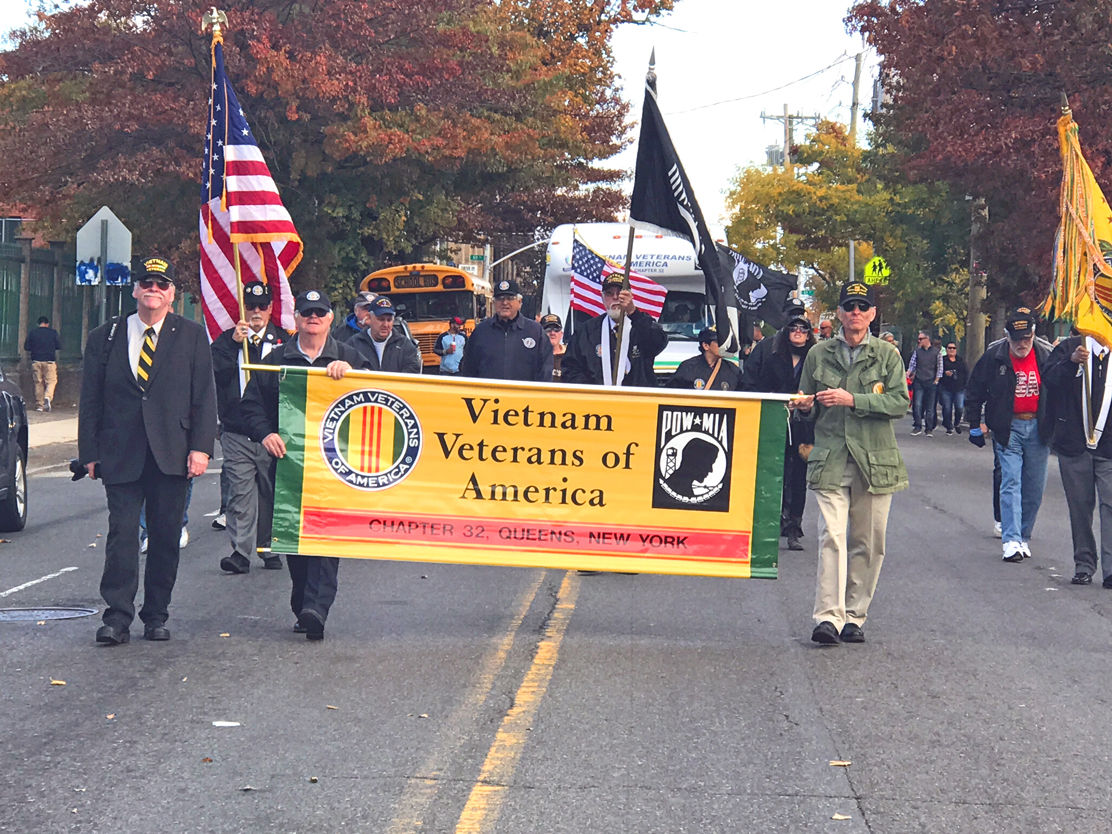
[459,278,552,381]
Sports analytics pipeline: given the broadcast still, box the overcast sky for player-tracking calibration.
[1,0,875,235]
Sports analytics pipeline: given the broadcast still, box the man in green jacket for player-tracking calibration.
[790,282,909,645]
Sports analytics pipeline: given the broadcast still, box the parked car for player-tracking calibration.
[0,359,28,531]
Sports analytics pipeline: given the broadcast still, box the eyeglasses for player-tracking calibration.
[842,301,871,312]
[137,278,172,291]
[787,324,811,333]
[298,308,329,318]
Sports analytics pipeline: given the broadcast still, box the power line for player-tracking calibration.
[665,53,857,115]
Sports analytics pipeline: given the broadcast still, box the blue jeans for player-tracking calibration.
[140,478,193,537]
[912,380,938,431]
[938,388,965,431]
[994,418,1049,544]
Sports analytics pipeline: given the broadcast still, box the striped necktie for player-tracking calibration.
[137,326,156,390]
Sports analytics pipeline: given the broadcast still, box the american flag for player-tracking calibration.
[569,239,667,319]
[199,38,300,341]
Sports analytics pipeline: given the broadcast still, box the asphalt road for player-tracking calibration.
[3,419,1112,833]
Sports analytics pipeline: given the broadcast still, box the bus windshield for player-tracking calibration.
[383,291,475,322]
[657,291,711,341]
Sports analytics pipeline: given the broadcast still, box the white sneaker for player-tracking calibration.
[1003,541,1023,562]
[993,521,1002,538]
[140,536,148,554]
[211,514,226,530]
[180,527,190,548]
[1020,541,1031,559]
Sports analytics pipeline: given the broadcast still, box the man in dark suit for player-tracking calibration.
[210,280,289,575]
[78,256,218,645]
[562,274,667,387]
[240,289,370,641]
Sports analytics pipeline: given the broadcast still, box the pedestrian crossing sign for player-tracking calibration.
[864,256,891,285]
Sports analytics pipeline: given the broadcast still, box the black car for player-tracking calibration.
[0,359,28,530]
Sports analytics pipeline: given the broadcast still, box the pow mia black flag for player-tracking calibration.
[717,244,798,333]
[630,52,739,351]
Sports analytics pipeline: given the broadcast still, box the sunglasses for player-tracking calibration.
[842,301,871,312]
[788,324,811,333]
[946,346,957,350]
[137,278,172,291]
[298,307,330,318]
[245,302,270,311]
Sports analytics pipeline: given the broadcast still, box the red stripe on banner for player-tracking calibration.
[300,508,752,563]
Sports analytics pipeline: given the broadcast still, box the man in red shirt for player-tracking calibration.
[965,308,1053,562]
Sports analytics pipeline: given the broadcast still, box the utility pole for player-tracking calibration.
[849,52,864,145]
[966,197,989,367]
[760,107,822,176]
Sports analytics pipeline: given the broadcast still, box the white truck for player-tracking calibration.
[541,222,716,380]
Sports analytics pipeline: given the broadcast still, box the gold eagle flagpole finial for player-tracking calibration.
[201,7,228,37]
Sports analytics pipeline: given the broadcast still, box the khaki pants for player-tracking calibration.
[32,360,58,408]
[812,461,893,629]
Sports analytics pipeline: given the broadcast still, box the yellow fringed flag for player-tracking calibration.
[1045,108,1112,348]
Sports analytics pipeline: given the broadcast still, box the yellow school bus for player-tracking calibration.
[359,263,492,369]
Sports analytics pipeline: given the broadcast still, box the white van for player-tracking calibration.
[542,222,715,380]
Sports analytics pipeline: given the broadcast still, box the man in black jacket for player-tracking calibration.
[211,280,288,575]
[1045,332,1112,587]
[240,290,370,641]
[78,256,218,645]
[667,327,741,391]
[350,295,422,374]
[563,274,667,387]
[742,298,816,550]
[965,308,1052,563]
[459,279,552,382]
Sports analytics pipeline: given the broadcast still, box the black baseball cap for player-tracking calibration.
[136,256,176,283]
[493,279,521,298]
[242,280,271,306]
[697,327,719,346]
[838,281,874,308]
[1005,306,1037,336]
[540,313,562,331]
[369,295,395,316]
[294,289,332,314]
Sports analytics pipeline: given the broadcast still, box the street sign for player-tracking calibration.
[75,206,132,286]
[863,255,891,285]
[469,254,486,261]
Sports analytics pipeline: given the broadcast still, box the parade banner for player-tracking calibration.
[269,369,789,578]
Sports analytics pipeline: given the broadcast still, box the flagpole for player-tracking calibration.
[203,7,250,378]
[611,225,636,385]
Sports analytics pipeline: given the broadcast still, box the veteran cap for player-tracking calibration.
[369,295,395,316]
[1005,306,1037,336]
[540,313,562,331]
[697,327,719,346]
[136,256,176,283]
[838,281,875,308]
[782,296,810,324]
[242,281,271,306]
[493,278,521,298]
[353,291,377,309]
[294,289,332,314]
[602,272,625,289]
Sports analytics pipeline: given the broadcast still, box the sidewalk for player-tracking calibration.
[24,404,78,449]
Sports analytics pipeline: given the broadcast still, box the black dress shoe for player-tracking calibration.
[261,554,283,570]
[786,536,804,551]
[1104,575,1112,589]
[1071,571,1093,585]
[95,624,130,645]
[293,621,307,634]
[297,609,325,641]
[144,624,171,641]
[811,621,839,645]
[219,552,250,574]
[840,623,865,643]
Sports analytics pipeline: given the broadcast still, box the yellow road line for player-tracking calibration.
[385,571,547,834]
[455,570,580,833]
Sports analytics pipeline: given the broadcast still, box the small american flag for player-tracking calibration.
[569,239,667,319]
[199,38,300,341]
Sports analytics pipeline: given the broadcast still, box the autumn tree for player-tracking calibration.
[849,0,1112,306]
[724,119,970,336]
[0,0,672,299]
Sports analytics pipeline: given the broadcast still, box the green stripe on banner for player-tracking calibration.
[751,400,788,578]
[272,367,309,554]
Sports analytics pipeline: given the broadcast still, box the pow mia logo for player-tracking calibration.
[305,290,321,301]
[320,389,421,491]
[246,284,266,297]
[651,405,734,512]
[498,280,510,292]
[523,337,536,349]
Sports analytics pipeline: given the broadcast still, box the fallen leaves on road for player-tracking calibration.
[308,776,318,783]
[326,705,338,710]
[50,679,66,686]
[106,714,115,720]
[239,785,256,792]
[201,757,213,763]
[37,621,45,625]
[829,760,852,767]
[832,813,851,820]
[219,633,231,638]
[87,543,96,548]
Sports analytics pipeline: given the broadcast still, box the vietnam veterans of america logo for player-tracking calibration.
[651,404,734,512]
[320,390,422,490]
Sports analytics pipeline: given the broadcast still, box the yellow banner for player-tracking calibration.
[271,369,789,578]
